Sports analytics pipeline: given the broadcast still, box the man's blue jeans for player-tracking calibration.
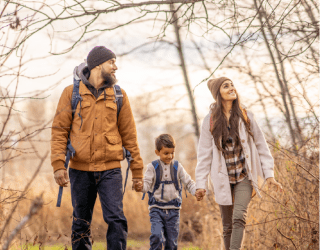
[69,168,127,250]
[149,207,180,250]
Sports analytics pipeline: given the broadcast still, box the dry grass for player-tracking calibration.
[0,133,318,250]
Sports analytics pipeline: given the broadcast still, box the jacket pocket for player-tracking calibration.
[104,134,124,161]
[70,135,91,162]
[105,102,117,124]
[77,101,91,116]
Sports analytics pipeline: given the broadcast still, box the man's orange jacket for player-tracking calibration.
[51,82,144,179]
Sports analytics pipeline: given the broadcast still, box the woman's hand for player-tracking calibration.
[266,177,283,192]
[195,189,206,201]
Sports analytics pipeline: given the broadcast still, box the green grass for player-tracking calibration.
[11,239,148,250]
[13,239,200,249]
[127,239,148,247]
[181,244,203,250]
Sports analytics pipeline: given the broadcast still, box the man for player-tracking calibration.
[51,46,144,249]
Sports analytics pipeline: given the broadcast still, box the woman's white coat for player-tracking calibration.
[195,110,274,205]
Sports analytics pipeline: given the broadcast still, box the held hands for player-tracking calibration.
[195,188,206,201]
[266,177,283,192]
[54,169,69,187]
[132,179,143,192]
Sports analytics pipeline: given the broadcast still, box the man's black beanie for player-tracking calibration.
[87,46,116,71]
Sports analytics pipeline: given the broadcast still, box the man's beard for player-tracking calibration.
[101,68,117,87]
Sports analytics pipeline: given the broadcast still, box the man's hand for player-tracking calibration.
[266,177,283,192]
[54,169,69,187]
[195,188,206,201]
[132,179,143,192]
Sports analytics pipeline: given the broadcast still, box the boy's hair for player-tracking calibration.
[155,134,176,151]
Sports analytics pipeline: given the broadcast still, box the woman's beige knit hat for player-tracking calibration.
[207,77,231,101]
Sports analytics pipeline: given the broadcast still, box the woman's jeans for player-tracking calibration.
[69,168,128,250]
[219,177,253,250]
[149,207,180,250]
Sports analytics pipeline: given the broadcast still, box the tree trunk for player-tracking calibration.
[170,4,200,139]
[254,0,297,146]
[260,1,303,146]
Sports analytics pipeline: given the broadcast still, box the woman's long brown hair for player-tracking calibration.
[210,88,253,152]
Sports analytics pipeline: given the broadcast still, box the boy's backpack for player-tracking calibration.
[56,62,133,207]
[142,160,184,208]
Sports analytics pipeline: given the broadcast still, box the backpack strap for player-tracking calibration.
[173,160,183,198]
[141,160,161,201]
[110,84,133,195]
[170,160,186,198]
[113,85,123,122]
[111,85,134,195]
[152,160,162,194]
[56,78,82,207]
[170,161,180,192]
[71,78,83,130]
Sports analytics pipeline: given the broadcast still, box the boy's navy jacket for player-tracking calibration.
[142,160,196,210]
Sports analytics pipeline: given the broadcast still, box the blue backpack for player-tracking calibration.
[142,160,185,208]
[56,62,133,207]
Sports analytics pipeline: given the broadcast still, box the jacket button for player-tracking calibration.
[165,175,167,177]
[165,168,167,171]
[95,117,97,119]
[242,139,245,143]
[246,155,249,158]
[95,149,97,151]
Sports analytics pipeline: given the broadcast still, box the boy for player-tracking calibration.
[135,134,196,250]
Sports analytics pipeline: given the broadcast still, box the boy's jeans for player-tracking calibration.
[149,207,180,250]
[69,168,128,250]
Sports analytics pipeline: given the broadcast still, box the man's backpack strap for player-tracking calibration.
[122,148,133,195]
[56,78,81,207]
[71,78,83,130]
[110,85,133,195]
[113,85,123,121]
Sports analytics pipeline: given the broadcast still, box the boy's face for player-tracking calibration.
[155,147,175,165]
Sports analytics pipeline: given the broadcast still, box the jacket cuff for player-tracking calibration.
[190,187,196,196]
[52,160,66,173]
[131,168,143,179]
[264,169,274,179]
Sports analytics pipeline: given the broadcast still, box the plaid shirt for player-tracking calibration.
[222,129,247,184]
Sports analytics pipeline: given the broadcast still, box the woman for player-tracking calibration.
[195,77,282,250]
